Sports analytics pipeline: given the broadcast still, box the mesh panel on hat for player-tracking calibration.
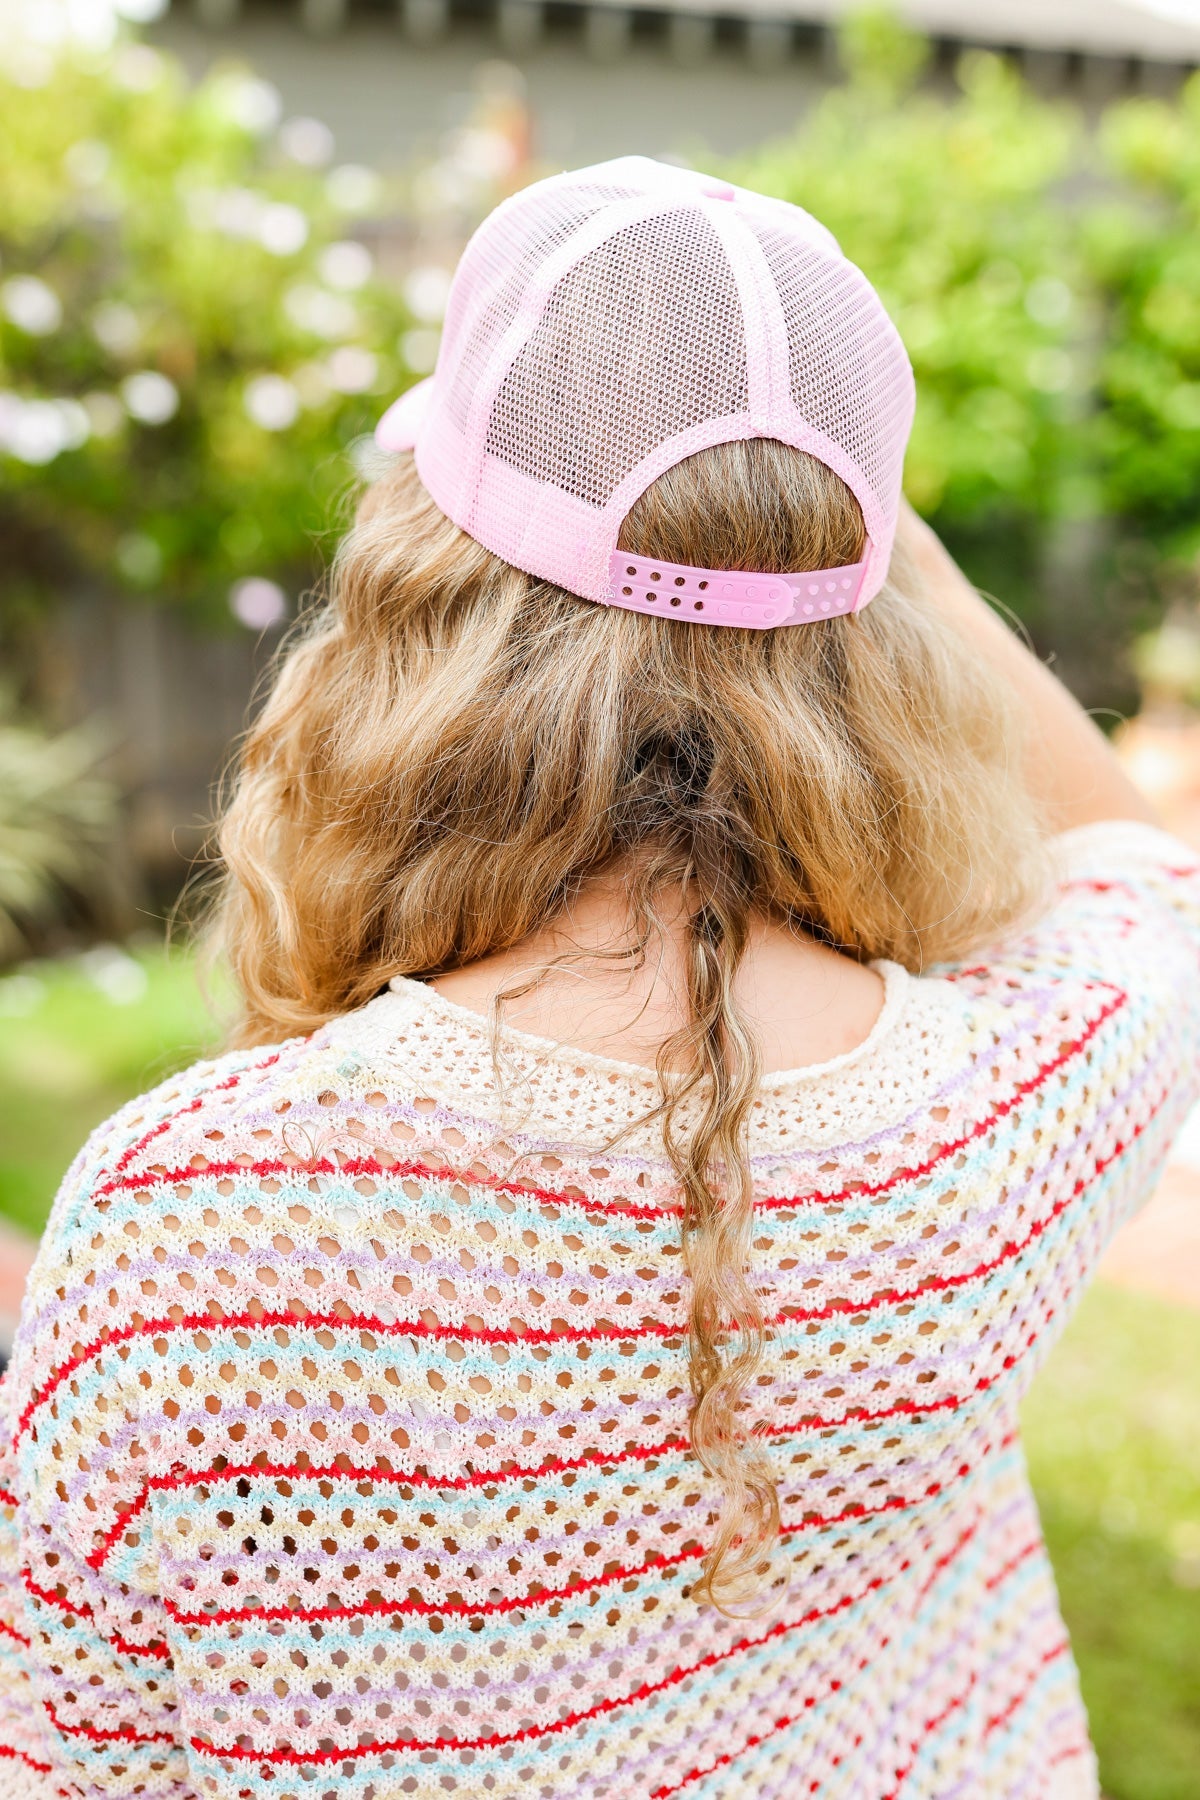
[484,207,748,508]
[443,182,645,437]
[751,222,911,518]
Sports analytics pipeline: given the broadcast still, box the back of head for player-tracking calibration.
[217,438,1041,1026]
[209,160,1047,1611]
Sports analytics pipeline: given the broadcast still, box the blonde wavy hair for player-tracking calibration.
[208,440,1047,1610]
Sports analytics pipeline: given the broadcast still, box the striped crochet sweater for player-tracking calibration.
[1,819,1197,1800]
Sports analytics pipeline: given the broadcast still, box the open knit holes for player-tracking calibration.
[22,947,1149,1797]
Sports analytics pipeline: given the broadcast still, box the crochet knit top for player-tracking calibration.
[1,819,1198,1800]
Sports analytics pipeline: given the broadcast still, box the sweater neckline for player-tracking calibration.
[382,958,910,1093]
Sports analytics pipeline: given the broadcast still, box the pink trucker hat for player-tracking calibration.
[376,155,915,630]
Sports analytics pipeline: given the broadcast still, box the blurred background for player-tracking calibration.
[1,0,1199,1793]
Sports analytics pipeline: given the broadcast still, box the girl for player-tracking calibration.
[0,156,1195,1800]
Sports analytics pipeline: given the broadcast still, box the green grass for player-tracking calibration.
[0,942,220,1234]
[0,947,1198,1795]
[1024,1285,1200,1800]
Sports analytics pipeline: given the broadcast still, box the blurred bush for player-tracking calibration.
[1092,85,1200,557]
[0,696,114,960]
[5,12,1200,688]
[0,34,418,627]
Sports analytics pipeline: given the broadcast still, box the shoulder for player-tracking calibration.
[10,1021,372,1383]
[28,1031,310,1259]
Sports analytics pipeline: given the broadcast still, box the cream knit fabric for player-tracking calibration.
[0,819,1196,1799]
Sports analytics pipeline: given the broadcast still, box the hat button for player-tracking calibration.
[702,182,735,201]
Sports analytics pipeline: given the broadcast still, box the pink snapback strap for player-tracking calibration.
[603,552,868,628]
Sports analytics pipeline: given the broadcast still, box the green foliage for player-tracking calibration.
[0,38,417,623]
[0,942,219,1233]
[0,697,114,960]
[1024,1284,1200,1800]
[1090,75,1200,566]
[834,5,931,97]
[6,15,1200,675]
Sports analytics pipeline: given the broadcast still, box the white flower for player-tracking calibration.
[280,116,335,168]
[115,0,170,22]
[112,45,164,92]
[53,398,90,448]
[213,187,263,238]
[230,577,288,630]
[78,943,150,1005]
[326,164,382,215]
[403,265,452,324]
[283,284,357,340]
[319,241,373,291]
[0,395,89,465]
[8,405,67,465]
[121,371,179,425]
[258,203,309,257]
[63,139,111,186]
[5,46,54,89]
[244,374,300,431]
[453,127,518,184]
[213,73,283,135]
[325,346,377,394]
[91,301,140,357]
[2,276,63,336]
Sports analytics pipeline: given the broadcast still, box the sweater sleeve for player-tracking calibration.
[940,818,1200,1232]
[0,1118,195,1797]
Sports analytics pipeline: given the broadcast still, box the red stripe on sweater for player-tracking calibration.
[983,1641,1071,1738]
[22,1068,1153,1460]
[0,1742,55,1776]
[165,1541,703,1629]
[0,1616,31,1649]
[165,1445,1003,1627]
[110,1053,282,1176]
[91,988,1126,1220]
[882,1675,982,1800]
[655,1672,978,1800]
[984,1537,1041,1593]
[663,1515,1015,1800]
[21,1571,169,1662]
[188,1523,978,1766]
[43,1697,174,1747]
